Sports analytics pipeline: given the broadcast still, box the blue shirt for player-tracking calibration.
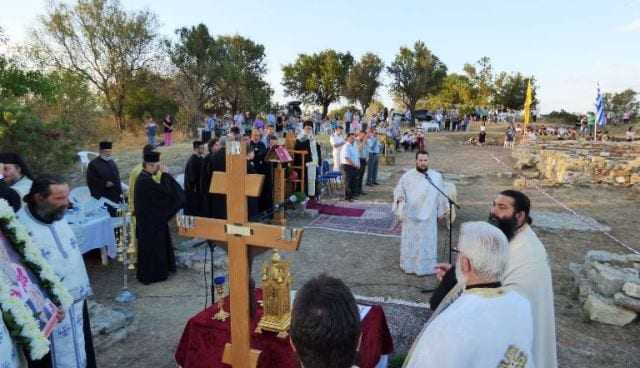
[341,142,360,167]
[367,136,380,154]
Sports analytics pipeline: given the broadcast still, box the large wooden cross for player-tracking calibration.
[177,140,304,368]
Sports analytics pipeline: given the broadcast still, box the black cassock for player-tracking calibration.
[201,148,227,219]
[183,154,205,216]
[249,140,273,215]
[294,136,322,197]
[200,147,260,220]
[134,171,185,285]
[86,157,123,205]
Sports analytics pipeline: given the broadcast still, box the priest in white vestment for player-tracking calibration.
[404,222,534,368]
[393,151,447,275]
[17,176,96,368]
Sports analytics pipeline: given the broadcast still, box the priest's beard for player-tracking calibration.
[416,165,428,173]
[488,213,519,241]
[30,201,66,224]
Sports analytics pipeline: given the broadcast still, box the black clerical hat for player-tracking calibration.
[99,141,113,150]
[0,152,33,179]
[144,152,160,163]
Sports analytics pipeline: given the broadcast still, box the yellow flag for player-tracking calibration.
[523,79,533,128]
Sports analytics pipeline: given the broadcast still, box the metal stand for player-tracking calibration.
[420,173,461,294]
[115,199,136,303]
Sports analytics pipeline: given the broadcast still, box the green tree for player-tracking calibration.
[123,68,179,121]
[31,0,159,130]
[604,89,638,121]
[344,52,384,117]
[463,56,494,106]
[424,73,477,114]
[494,72,537,110]
[215,35,272,114]
[387,41,447,125]
[282,49,354,118]
[166,23,220,113]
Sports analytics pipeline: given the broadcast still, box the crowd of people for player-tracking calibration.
[0,103,574,368]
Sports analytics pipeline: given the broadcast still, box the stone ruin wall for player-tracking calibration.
[512,141,640,188]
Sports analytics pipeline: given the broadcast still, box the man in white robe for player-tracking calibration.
[393,151,447,276]
[17,175,95,368]
[432,190,557,368]
[404,222,534,368]
[330,126,346,172]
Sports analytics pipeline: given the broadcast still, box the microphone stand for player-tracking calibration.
[421,172,461,294]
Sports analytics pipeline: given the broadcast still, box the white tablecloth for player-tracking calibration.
[66,208,117,258]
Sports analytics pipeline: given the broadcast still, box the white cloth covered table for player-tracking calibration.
[66,205,116,258]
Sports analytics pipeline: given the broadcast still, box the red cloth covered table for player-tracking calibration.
[175,289,394,368]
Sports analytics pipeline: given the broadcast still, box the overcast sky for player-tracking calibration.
[2,0,640,113]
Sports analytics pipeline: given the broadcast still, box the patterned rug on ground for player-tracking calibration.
[305,201,401,237]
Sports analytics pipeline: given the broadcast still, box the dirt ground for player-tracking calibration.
[87,128,640,367]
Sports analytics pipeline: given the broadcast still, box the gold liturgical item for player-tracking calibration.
[213,276,230,322]
[256,251,292,338]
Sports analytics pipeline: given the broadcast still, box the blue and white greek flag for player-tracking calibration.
[595,86,607,127]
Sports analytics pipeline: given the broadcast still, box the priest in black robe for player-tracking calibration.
[249,129,272,215]
[183,140,206,216]
[201,137,226,219]
[86,141,122,215]
[294,121,322,199]
[134,151,185,285]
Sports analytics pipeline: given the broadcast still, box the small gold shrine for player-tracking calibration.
[256,251,292,338]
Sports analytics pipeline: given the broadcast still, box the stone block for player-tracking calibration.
[521,170,540,179]
[614,292,640,313]
[586,262,640,297]
[623,282,640,299]
[513,178,527,188]
[584,293,637,326]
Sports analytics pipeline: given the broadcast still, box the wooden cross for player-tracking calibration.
[177,140,304,368]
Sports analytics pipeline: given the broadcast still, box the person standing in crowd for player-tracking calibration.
[340,133,359,202]
[144,115,157,146]
[393,150,447,276]
[330,126,346,172]
[366,128,380,186]
[134,151,185,284]
[295,121,322,199]
[183,141,206,216]
[404,222,534,368]
[201,137,226,219]
[249,129,272,214]
[343,109,353,134]
[128,144,160,264]
[18,175,97,368]
[262,124,276,149]
[355,130,368,196]
[162,114,174,146]
[86,141,122,216]
[0,152,33,199]
[478,122,487,145]
[203,112,215,143]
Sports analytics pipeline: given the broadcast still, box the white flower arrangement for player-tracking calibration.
[0,199,74,359]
